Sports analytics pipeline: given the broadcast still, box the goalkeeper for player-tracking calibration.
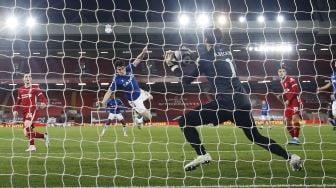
[163,28,302,172]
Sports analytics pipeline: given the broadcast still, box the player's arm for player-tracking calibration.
[36,87,48,109]
[133,47,149,67]
[97,78,116,107]
[13,93,21,118]
[317,82,331,92]
[276,94,285,104]
[100,90,115,107]
[105,100,111,112]
[163,50,200,84]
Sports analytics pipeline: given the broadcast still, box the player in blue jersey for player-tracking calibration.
[97,47,153,128]
[260,100,270,129]
[317,65,336,130]
[100,97,128,137]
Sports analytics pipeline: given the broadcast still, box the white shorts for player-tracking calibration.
[108,113,124,121]
[332,101,336,117]
[261,115,269,121]
[128,89,151,114]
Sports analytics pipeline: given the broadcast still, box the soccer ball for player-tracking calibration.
[136,117,144,124]
[105,24,112,33]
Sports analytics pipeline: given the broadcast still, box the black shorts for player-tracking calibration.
[180,94,255,128]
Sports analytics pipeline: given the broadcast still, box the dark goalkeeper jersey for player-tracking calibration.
[178,45,250,110]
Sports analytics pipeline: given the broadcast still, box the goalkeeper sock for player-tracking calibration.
[242,126,290,160]
[183,126,206,155]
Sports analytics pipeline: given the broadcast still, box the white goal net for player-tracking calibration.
[0,0,335,187]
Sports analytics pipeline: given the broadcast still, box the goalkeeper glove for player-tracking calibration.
[164,50,180,72]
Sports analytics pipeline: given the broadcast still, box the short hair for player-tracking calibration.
[115,59,127,68]
[203,28,223,44]
[22,72,32,77]
[278,63,288,71]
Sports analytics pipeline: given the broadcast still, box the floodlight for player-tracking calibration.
[6,16,18,29]
[239,16,246,23]
[179,14,190,26]
[197,14,209,27]
[257,15,265,23]
[217,15,226,25]
[26,17,36,28]
[277,15,284,23]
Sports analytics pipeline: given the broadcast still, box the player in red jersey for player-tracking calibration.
[12,73,49,152]
[278,66,303,144]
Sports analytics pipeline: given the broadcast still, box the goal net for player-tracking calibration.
[0,0,336,187]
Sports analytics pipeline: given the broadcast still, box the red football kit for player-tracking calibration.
[281,76,303,118]
[13,85,47,122]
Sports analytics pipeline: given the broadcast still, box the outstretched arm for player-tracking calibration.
[133,47,149,67]
[102,90,114,105]
[97,90,115,107]
[13,95,21,118]
[163,49,200,84]
[36,88,48,109]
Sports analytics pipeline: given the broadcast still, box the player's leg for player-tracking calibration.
[133,89,153,122]
[291,113,301,144]
[260,115,265,129]
[24,120,36,151]
[235,110,289,159]
[235,110,302,171]
[285,107,295,140]
[101,113,113,137]
[30,111,48,148]
[23,110,45,151]
[129,97,151,128]
[287,104,301,144]
[181,100,231,171]
[139,110,151,122]
[31,122,49,147]
[285,117,294,137]
[117,114,127,136]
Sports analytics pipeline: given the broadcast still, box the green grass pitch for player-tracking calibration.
[0,124,336,187]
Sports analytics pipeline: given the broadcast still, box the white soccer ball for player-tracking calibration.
[105,24,112,33]
[136,117,143,124]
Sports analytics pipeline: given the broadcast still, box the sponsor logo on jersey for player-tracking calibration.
[21,94,32,99]
[215,51,232,57]
[123,74,134,87]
